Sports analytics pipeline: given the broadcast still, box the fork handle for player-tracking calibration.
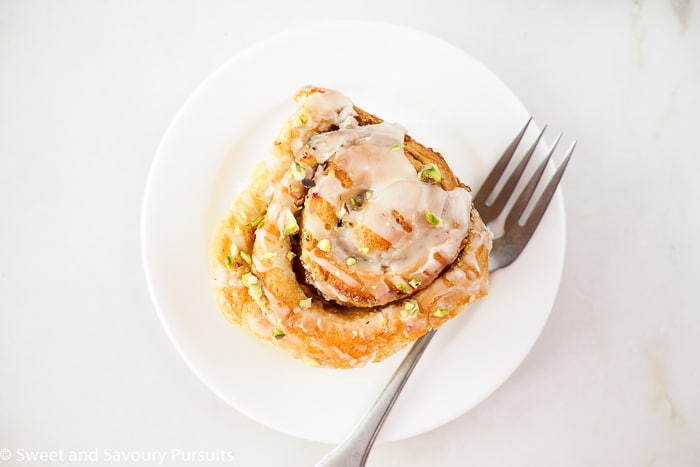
[315,330,436,467]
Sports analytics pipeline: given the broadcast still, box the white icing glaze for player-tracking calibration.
[213,264,231,289]
[300,120,472,306]
[244,87,363,327]
[287,88,358,154]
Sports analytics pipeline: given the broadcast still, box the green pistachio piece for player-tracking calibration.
[425,209,442,227]
[291,113,308,128]
[229,243,239,258]
[433,307,450,318]
[290,161,306,181]
[283,210,299,236]
[403,300,419,316]
[418,163,442,184]
[239,251,252,264]
[246,215,265,228]
[242,273,263,301]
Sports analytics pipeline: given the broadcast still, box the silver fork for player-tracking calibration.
[316,119,576,467]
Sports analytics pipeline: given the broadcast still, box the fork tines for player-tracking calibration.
[474,119,576,230]
[473,119,575,271]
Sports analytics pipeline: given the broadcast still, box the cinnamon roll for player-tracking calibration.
[209,86,491,369]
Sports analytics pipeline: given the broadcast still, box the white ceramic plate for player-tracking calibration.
[141,21,565,444]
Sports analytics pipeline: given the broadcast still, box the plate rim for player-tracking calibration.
[141,19,566,444]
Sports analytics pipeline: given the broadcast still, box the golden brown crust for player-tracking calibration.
[209,88,491,369]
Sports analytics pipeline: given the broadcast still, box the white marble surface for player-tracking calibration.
[1,1,699,466]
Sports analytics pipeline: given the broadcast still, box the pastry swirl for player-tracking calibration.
[210,86,491,369]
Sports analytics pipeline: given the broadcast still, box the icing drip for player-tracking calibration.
[300,120,471,307]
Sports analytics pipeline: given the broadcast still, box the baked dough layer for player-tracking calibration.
[209,87,491,369]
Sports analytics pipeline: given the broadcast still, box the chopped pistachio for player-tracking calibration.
[291,113,307,128]
[403,300,419,316]
[345,256,357,266]
[283,210,299,236]
[425,209,442,227]
[409,278,422,289]
[395,282,408,293]
[337,205,348,218]
[290,161,306,181]
[262,252,277,260]
[317,238,331,252]
[418,163,442,184]
[239,251,252,264]
[299,297,312,309]
[242,273,258,285]
[242,273,263,301]
[273,328,285,339]
[358,246,369,254]
[246,215,265,228]
[433,307,450,318]
[224,255,234,270]
[391,144,401,151]
[348,190,373,211]
[287,251,296,261]
[229,243,239,258]
[248,283,263,301]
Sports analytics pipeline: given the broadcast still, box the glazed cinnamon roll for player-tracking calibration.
[210,86,491,369]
